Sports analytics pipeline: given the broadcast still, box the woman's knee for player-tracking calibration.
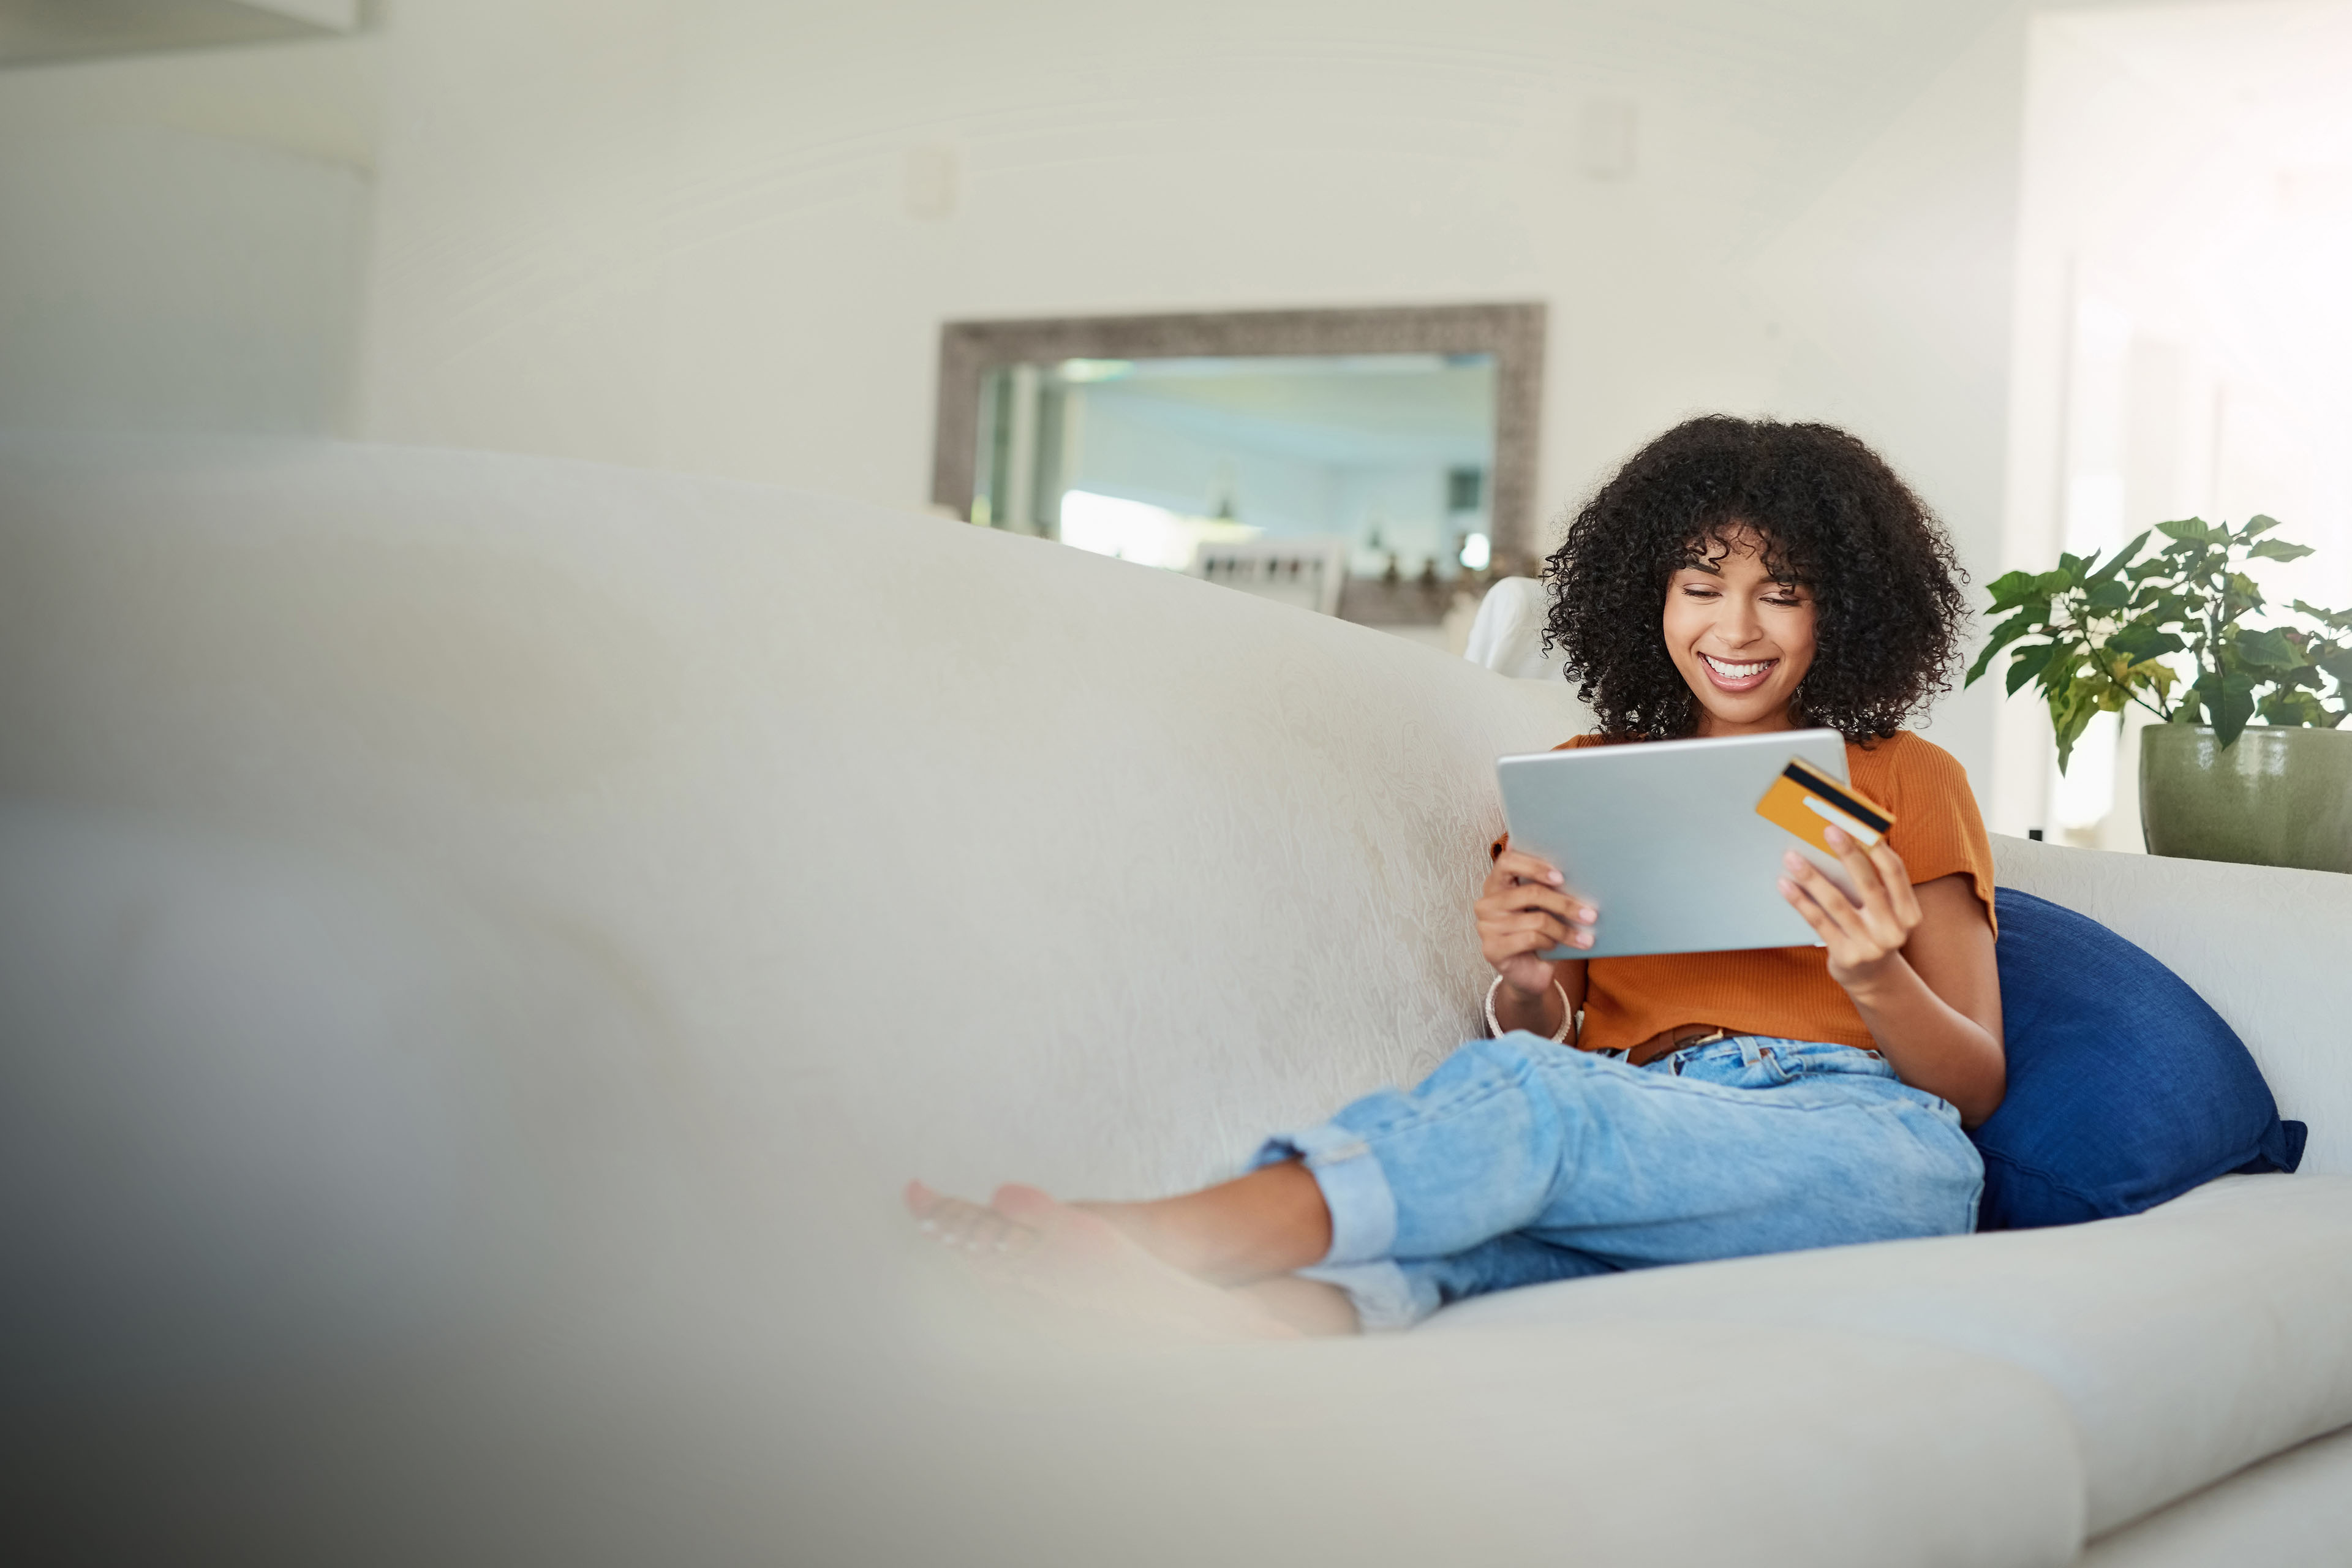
[1383,1034,1566,1112]
[1453,1030,1574,1080]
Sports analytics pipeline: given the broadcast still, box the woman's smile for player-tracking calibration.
[1698,652,1779,692]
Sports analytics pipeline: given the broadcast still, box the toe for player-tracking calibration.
[910,1194,987,1248]
[940,1202,987,1249]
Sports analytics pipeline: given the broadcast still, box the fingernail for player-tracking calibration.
[1783,850,1802,869]
[1547,872,1563,884]
[1580,907,1597,921]
[1825,827,1848,847]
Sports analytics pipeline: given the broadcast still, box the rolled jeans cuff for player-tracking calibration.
[1249,1120,1398,1266]
[1295,1260,1433,1333]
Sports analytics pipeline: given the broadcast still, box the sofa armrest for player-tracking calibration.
[1989,834,2351,1175]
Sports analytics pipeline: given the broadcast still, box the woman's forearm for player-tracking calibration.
[1843,956,2005,1125]
[1780,858,2004,1126]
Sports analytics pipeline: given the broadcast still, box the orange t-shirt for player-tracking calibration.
[1499,730,1996,1054]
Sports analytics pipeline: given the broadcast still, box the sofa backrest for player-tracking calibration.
[0,438,1595,1215]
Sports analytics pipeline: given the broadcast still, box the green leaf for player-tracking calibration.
[2317,649,2352,686]
[2087,531,2151,586]
[2007,640,2060,695]
[2084,578,2131,611]
[2132,658,2179,704]
[2157,518,2223,545]
[2203,669,2258,748]
[2032,568,2076,598]
[2049,683,2100,774]
[1984,570,2042,610]
[2247,538,2316,564]
[1965,612,2038,686]
[2258,688,2328,728]
[2293,599,2352,631]
[2234,626,2305,670]
[2106,624,2185,662]
[2242,513,2285,537]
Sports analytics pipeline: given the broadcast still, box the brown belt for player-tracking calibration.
[1627,1022,1734,1067]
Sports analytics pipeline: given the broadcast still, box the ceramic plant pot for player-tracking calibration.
[2139,724,2352,873]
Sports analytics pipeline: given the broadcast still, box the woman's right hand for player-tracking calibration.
[1476,849,1597,1000]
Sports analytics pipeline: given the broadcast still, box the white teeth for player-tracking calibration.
[1702,654,1773,679]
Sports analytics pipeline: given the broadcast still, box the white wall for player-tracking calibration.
[352,0,2073,794]
[0,125,371,435]
[0,37,380,436]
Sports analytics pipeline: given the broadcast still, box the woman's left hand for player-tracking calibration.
[1778,827,1922,997]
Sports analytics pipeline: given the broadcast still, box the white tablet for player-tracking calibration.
[1496,728,1855,960]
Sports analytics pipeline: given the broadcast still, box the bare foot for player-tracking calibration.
[903,1178,1054,1282]
[903,1180,1310,1342]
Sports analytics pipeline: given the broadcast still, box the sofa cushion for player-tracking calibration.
[1976,888,2305,1229]
[2078,1422,2352,1567]
[1429,1173,2352,1537]
[930,1320,2089,1568]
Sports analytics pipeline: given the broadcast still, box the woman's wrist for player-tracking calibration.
[1831,950,1918,1010]
[1492,973,1556,1023]
[1487,974,1572,1043]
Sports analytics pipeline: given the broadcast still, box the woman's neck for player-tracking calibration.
[1691,704,1803,740]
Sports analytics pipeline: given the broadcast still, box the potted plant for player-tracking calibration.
[1966,514,2352,872]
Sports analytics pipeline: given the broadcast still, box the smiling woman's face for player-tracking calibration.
[1661,526,1817,737]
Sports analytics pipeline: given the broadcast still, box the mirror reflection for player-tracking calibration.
[972,352,1498,629]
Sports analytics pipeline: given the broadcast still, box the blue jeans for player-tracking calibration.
[1251,1033,1983,1330]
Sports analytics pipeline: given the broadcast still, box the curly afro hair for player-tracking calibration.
[1543,415,1966,743]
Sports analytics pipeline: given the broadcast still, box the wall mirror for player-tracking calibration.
[932,305,1544,631]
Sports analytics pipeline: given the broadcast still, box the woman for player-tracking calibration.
[907,416,2002,1338]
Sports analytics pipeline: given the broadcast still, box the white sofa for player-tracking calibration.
[2,438,2348,1567]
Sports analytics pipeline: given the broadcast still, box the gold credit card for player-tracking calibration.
[1755,758,1895,854]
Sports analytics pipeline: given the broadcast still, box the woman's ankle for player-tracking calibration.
[1082,1163,1333,1284]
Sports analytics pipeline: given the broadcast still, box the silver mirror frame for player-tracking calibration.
[931,303,1547,574]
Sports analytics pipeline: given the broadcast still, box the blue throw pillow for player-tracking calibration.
[1974,888,2307,1230]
